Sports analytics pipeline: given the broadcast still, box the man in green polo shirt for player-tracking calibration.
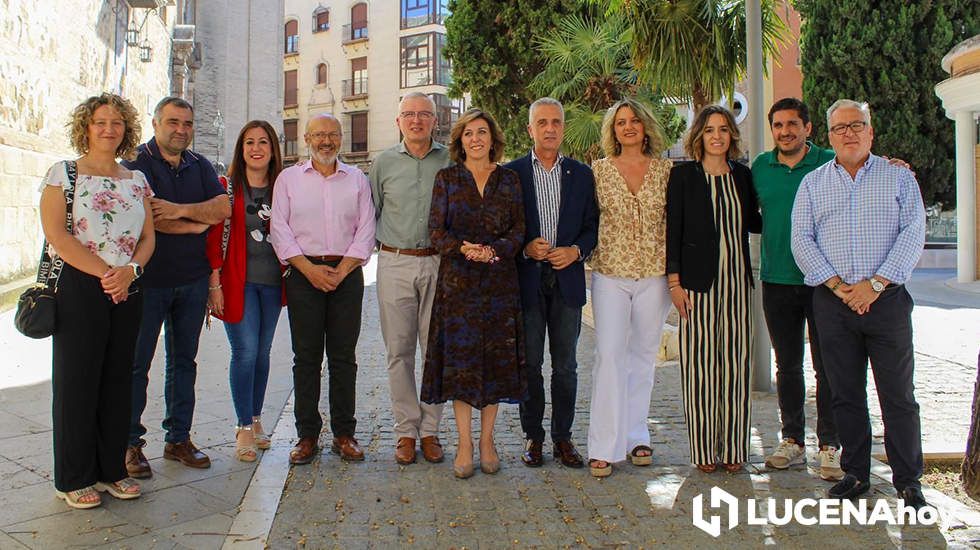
[370,92,451,466]
[753,98,842,480]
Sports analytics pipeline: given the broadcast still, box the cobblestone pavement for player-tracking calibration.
[266,282,980,549]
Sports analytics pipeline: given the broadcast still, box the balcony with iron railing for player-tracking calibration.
[342,21,368,43]
[341,77,368,100]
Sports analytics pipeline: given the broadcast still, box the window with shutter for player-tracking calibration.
[350,113,368,153]
[284,70,298,107]
[284,20,299,54]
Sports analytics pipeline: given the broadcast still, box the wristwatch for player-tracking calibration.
[128,262,143,279]
[870,277,886,293]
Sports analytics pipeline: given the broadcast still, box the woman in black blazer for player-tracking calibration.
[665,105,761,474]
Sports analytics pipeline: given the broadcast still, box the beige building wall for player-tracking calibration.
[283,0,460,172]
[0,0,178,285]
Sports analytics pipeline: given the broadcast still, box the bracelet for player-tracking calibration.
[209,284,222,291]
[829,279,843,291]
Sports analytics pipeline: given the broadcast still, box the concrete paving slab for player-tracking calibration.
[105,512,235,550]
[6,506,146,548]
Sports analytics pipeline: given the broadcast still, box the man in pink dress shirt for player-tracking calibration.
[270,113,376,465]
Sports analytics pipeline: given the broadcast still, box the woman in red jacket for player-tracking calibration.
[206,120,285,461]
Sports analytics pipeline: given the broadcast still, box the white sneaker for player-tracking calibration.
[818,445,845,481]
[765,438,806,469]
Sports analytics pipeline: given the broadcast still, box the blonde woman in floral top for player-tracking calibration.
[586,98,672,478]
[39,93,155,509]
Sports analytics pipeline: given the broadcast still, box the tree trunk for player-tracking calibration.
[692,82,710,113]
[962,351,980,500]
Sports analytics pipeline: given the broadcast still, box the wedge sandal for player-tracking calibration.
[589,459,612,477]
[628,445,653,466]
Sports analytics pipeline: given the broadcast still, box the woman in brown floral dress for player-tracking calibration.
[421,109,527,479]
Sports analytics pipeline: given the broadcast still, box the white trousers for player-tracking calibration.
[377,250,444,439]
[587,273,671,462]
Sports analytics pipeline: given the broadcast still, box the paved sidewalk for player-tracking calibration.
[0,263,977,548]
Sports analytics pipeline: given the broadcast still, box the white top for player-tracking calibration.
[41,161,154,267]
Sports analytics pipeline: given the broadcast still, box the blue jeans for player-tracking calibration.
[224,282,282,426]
[130,277,209,446]
[519,267,582,443]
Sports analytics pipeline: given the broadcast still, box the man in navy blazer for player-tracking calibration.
[504,98,599,468]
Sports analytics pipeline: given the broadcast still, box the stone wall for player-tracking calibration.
[192,0,284,168]
[0,0,175,284]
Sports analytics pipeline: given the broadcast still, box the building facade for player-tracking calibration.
[0,0,190,288]
[281,0,465,171]
[189,0,284,169]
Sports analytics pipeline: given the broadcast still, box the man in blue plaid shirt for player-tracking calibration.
[791,99,927,509]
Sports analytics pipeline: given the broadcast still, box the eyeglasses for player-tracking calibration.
[306,131,341,141]
[399,111,435,120]
[829,121,868,135]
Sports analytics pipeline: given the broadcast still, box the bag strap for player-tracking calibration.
[35,161,77,288]
[220,175,233,261]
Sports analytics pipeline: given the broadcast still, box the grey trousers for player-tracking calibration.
[377,250,444,439]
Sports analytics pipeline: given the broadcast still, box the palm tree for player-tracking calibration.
[530,13,685,163]
[602,0,789,110]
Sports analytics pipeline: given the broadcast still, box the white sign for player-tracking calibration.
[692,486,944,538]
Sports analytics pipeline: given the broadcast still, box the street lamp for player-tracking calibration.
[212,110,225,164]
[139,40,153,62]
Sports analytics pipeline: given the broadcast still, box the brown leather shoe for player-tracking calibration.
[289,437,319,465]
[163,440,211,469]
[331,436,365,461]
[395,437,416,465]
[125,445,152,479]
[420,436,444,463]
[521,439,543,467]
[553,439,585,468]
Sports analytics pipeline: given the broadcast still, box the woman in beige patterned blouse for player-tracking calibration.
[586,98,672,477]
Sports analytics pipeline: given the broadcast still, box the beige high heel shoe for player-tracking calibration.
[252,416,271,450]
[236,426,258,462]
[480,439,500,475]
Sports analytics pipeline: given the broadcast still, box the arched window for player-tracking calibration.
[351,3,367,40]
[316,63,328,85]
[313,7,329,33]
[284,20,299,54]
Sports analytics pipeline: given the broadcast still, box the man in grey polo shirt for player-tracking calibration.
[370,92,451,465]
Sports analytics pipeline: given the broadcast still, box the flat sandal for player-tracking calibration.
[95,478,141,500]
[56,486,101,509]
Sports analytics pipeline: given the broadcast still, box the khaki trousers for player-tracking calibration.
[377,250,444,439]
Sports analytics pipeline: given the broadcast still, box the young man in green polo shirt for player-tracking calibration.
[752,98,843,480]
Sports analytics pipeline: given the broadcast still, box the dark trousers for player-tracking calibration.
[285,261,363,440]
[762,282,838,447]
[519,267,582,443]
[130,276,209,446]
[813,285,922,491]
[53,265,141,491]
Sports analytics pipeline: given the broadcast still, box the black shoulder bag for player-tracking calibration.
[15,161,77,339]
